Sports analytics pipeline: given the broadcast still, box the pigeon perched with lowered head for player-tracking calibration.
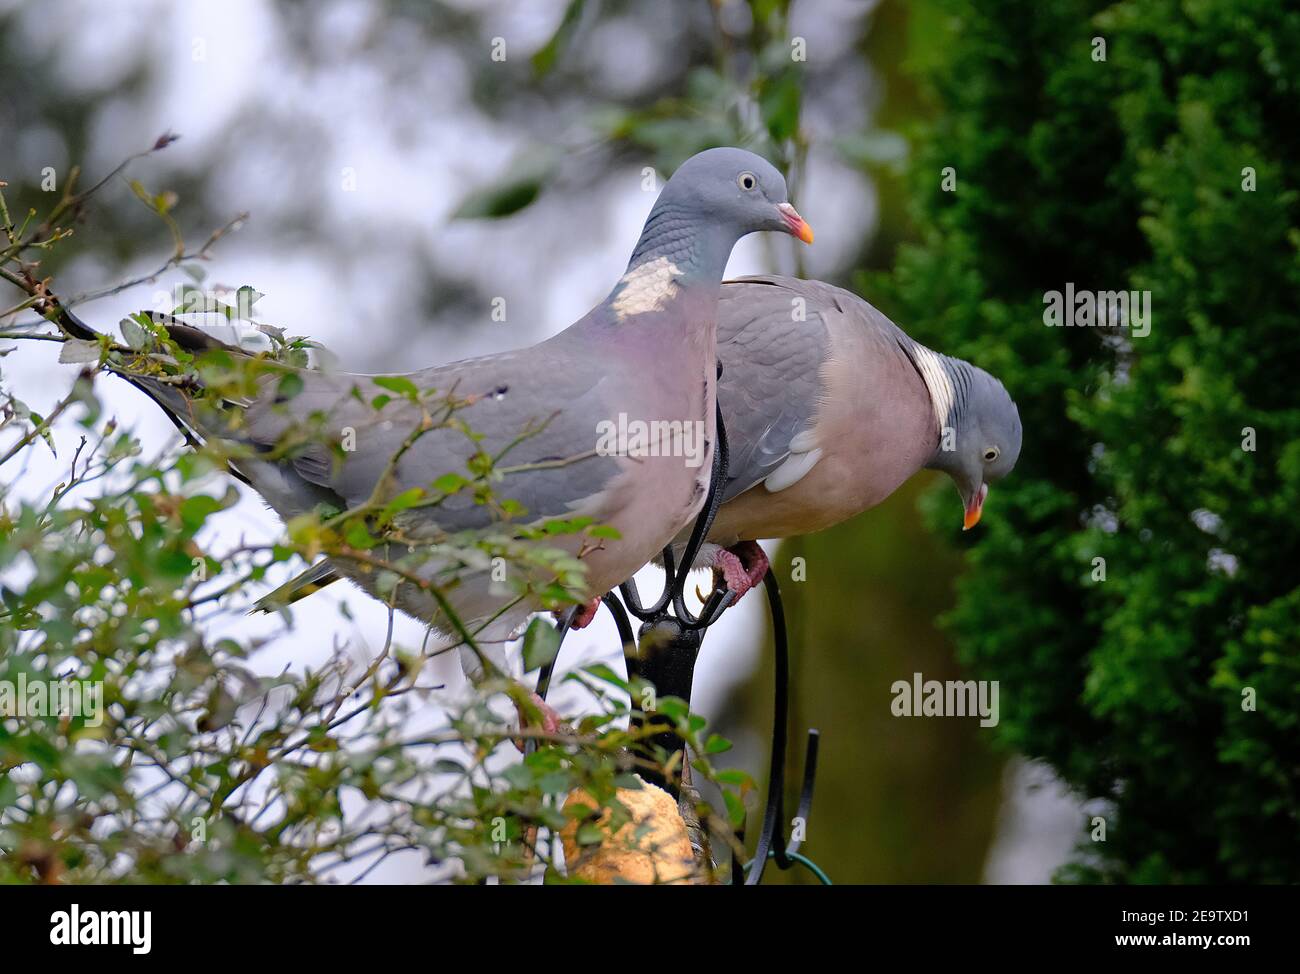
[90,148,813,677]
[690,275,1022,597]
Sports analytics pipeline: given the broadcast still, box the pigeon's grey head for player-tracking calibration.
[659,147,814,247]
[930,365,1022,530]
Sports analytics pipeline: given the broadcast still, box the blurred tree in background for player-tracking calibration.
[877,0,1300,882]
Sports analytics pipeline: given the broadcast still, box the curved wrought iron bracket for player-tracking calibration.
[535,369,823,885]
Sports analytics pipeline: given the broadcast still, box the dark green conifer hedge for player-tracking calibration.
[880,0,1300,882]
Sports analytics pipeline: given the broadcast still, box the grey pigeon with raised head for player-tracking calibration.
[117,148,812,675]
[687,275,1022,597]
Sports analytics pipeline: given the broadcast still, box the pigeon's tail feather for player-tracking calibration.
[252,561,342,613]
[56,304,101,342]
[54,303,212,448]
[53,304,256,482]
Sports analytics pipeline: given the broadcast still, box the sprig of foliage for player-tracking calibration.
[0,147,754,884]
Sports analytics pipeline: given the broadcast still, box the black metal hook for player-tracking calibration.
[734,570,821,884]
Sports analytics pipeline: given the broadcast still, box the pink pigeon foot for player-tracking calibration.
[711,540,770,601]
[570,597,601,630]
[514,691,564,752]
[553,596,600,630]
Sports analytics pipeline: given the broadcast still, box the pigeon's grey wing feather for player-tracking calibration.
[242,343,621,532]
[715,276,831,501]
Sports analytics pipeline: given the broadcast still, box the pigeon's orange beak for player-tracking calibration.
[778,203,814,244]
[963,482,989,531]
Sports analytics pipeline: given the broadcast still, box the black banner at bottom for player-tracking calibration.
[0,883,1287,961]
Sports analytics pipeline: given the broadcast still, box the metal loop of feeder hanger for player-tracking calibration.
[535,366,825,885]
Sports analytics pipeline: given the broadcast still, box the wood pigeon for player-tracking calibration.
[693,275,1022,599]
[67,148,813,682]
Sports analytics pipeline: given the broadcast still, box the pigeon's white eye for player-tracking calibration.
[983,447,1000,463]
[738,171,757,191]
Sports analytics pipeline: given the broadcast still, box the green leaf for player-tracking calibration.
[276,373,304,402]
[760,69,801,143]
[655,696,689,722]
[521,617,561,673]
[120,316,150,350]
[432,473,468,494]
[451,153,557,221]
[344,519,377,549]
[372,375,420,398]
[538,770,573,795]
[714,769,751,788]
[581,663,630,692]
[722,789,747,828]
[179,494,222,531]
[382,487,426,516]
[703,733,732,755]
[532,0,585,75]
[58,339,100,364]
[452,178,544,220]
[502,764,533,790]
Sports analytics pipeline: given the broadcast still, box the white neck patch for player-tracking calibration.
[611,256,685,318]
[908,343,956,434]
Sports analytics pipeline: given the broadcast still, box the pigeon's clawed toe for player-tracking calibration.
[571,597,601,630]
[550,596,600,630]
[711,540,769,600]
[513,692,564,752]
